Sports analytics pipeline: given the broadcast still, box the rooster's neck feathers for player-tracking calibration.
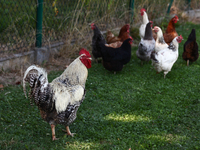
[53,57,88,88]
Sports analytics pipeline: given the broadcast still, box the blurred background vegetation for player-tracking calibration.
[0,0,199,58]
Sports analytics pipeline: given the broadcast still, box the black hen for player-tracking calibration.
[182,29,199,66]
[99,38,133,72]
[91,23,106,60]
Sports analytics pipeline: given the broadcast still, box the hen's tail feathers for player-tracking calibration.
[23,65,48,99]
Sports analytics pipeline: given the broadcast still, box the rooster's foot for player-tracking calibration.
[63,126,76,137]
[52,136,59,141]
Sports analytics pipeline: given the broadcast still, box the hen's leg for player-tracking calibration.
[187,60,189,66]
[63,126,76,137]
[51,124,59,141]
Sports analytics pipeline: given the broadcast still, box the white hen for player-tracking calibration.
[153,26,168,52]
[151,35,183,78]
[139,8,152,39]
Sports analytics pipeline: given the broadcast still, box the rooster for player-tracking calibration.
[106,24,130,44]
[139,8,152,39]
[23,49,92,141]
[100,37,133,72]
[153,26,168,52]
[163,15,179,45]
[91,23,106,60]
[151,35,183,78]
[136,22,155,64]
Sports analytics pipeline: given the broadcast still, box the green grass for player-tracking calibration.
[0,22,200,149]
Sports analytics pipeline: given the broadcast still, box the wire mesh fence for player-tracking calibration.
[0,0,36,57]
[0,0,131,58]
[0,0,199,58]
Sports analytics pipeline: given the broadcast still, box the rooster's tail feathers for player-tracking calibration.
[23,65,48,98]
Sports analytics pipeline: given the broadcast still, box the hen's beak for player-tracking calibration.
[88,58,92,60]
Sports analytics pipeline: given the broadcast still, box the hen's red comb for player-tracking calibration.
[174,15,179,19]
[140,8,146,13]
[91,23,95,29]
[179,35,183,39]
[129,36,133,41]
[126,24,130,29]
[79,48,91,57]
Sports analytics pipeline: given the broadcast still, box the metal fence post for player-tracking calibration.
[36,0,43,48]
[167,0,174,14]
[187,0,191,10]
[129,0,134,23]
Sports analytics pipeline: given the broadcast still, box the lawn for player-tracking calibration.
[0,22,200,149]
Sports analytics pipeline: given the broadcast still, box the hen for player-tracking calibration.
[182,29,199,66]
[100,37,133,72]
[153,26,168,52]
[136,22,155,64]
[139,8,152,39]
[163,15,179,45]
[106,24,130,44]
[91,23,106,60]
[23,49,92,141]
[151,35,183,78]
[105,41,122,48]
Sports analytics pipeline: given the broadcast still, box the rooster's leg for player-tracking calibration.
[51,124,59,141]
[63,126,76,137]
[187,60,189,66]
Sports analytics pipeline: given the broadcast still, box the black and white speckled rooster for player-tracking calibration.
[23,49,92,141]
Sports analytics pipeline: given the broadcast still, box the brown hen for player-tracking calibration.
[106,24,130,44]
[182,29,199,66]
[163,15,179,45]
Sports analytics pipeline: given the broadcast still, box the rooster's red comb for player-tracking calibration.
[140,8,146,13]
[79,48,91,57]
